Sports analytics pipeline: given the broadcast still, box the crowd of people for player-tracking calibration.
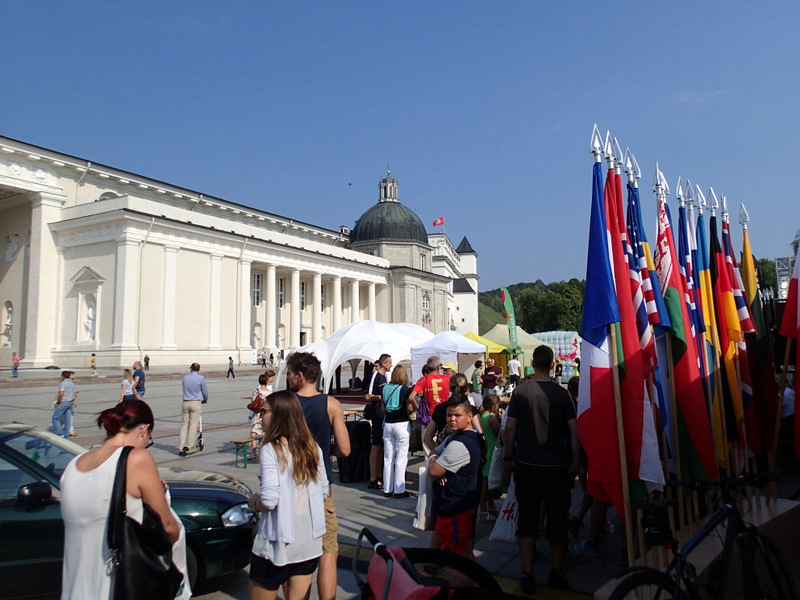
[50,346,598,598]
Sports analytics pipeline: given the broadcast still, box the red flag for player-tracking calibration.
[432,216,445,226]
[778,243,800,459]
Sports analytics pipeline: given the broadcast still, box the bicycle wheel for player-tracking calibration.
[743,534,798,600]
[610,568,684,600]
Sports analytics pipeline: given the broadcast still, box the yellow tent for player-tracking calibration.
[464,331,513,373]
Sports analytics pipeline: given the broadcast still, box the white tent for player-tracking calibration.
[275,320,435,392]
[410,330,487,380]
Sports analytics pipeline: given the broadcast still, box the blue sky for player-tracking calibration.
[3,1,798,291]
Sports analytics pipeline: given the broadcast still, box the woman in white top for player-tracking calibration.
[118,368,139,403]
[60,399,181,599]
[248,390,329,600]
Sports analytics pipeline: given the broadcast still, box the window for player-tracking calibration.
[278,277,284,309]
[321,284,325,312]
[420,254,426,271]
[252,273,261,306]
[422,293,430,309]
[300,281,306,310]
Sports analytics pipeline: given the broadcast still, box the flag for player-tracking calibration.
[500,287,519,351]
[654,199,718,480]
[432,216,445,226]
[742,225,779,452]
[578,160,624,516]
[778,242,800,459]
[709,214,744,454]
[722,218,759,455]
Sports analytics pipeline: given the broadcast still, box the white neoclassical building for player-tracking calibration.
[0,136,479,369]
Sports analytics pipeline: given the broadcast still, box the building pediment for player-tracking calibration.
[70,266,105,287]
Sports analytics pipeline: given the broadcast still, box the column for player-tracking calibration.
[239,259,252,351]
[22,192,66,367]
[209,253,222,349]
[161,245,179,349]
[112,239,141,350]
[350,279,360,323]
[290,268,301,347]
[312,272,322,342]
[265,264,276,350]
[333,276,342,332]
[368,282,376,321]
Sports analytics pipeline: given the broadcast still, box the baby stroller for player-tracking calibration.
[352,527,517,600]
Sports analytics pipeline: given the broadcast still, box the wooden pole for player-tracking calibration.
[608,324,636,566]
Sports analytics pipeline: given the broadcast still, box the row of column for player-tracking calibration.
[257,265,378,349]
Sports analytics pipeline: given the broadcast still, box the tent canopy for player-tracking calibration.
[410,330,486,380]
[275,320,435,392]
[481,324,555,366]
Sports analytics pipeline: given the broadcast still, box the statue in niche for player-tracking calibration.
[252,330,259,348]
[6,235,20,262]
[2,304,11,346]
[85,300,96,340]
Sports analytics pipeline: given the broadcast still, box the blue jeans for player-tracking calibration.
[52,401,73,438]
[11,363,18,377]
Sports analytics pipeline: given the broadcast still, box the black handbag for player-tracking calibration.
[106,446,183,600]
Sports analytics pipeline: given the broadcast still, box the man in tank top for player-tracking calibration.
[285,351,351,600]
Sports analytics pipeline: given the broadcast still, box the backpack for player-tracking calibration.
[381,383,403,412]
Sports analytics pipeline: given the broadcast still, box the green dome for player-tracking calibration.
[350,201,428,244]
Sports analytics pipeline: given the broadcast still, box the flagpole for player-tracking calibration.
[604,138,636,566]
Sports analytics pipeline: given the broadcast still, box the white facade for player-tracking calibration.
[0,137,479,369]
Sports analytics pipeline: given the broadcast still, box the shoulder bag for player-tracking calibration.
[107,446,183,600]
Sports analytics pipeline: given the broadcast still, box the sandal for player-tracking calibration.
[367,480,383,490]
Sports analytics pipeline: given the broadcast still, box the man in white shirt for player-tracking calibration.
[507,355,522,387]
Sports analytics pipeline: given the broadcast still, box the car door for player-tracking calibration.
[0,454,64,599]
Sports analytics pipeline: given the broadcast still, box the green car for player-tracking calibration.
[0,423,256,599]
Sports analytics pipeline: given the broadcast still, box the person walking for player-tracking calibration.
[90,353,97,376]
[53,371,78,438]
[118,368,139,403]
[365,354,392,490]
[133,361,146,398]
[144,354,150,370]
[60,400,183,599]
[381,364,418,498]
[285,351,350,600]
[247,390,329,600]
[226,356,236,379]
[11,351,20,378]
[179,363,208,456]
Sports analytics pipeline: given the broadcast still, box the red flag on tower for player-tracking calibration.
[432,217,445,227]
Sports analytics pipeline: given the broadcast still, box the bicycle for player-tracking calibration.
[609,473,798,600]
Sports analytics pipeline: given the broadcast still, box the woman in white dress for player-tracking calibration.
[248,390,329,600]
[60,400,181,599]
[118,368,139,403]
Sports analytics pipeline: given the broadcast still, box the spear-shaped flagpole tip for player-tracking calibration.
[721,194,729,221]
[739,203,750,228]
[708,187,719,215]
[613,137,624,170]
[630,150,641,181]
[590,125,604,162]
[659,169,670,196]
[685,178,695,208]
[696,185,706,213]
[676,177,685,205]
[624,147,638,185]
[652,162,662,194]
[603,131,616,167]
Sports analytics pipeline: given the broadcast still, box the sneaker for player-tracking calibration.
[520,571,536,594]
[179,447,188,457]
[69,432,79,437]
[547,569,569,590]
[574,541,600,557]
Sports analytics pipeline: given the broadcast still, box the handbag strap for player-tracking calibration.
[106,446,134,560]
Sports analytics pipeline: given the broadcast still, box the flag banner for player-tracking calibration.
[432,216,445,226]
[710,215,745,451]
[655,199,718,480]
[578,161,624,516]
[778,242,800,459]
[500,287,519,351]
[742,226,779,451]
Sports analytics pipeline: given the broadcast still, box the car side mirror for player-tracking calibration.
[17,481,52,504]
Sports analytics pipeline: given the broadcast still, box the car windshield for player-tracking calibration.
[2,429,86,480]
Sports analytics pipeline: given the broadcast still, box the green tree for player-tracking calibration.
[515,279,584,332]
[756,258,777,292]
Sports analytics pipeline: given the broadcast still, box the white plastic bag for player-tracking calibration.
[413,463,434,531]
[487,442,510,491]
[489,476,518,543]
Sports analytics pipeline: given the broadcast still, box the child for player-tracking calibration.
[428,394,482,584]
[492,376,507,396]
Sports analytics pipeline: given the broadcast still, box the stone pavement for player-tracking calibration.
[1,367,799,599]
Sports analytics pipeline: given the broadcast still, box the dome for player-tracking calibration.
[351,201,428,244]
[350,171,428,245]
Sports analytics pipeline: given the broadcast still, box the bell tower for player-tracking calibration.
[378,169,399,203]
